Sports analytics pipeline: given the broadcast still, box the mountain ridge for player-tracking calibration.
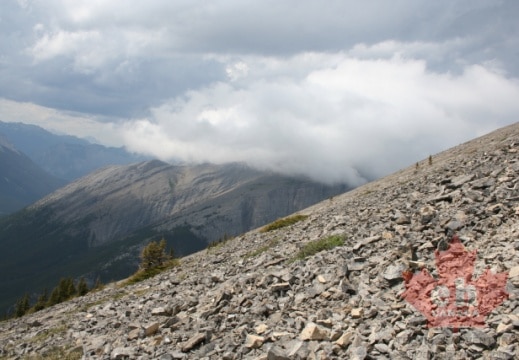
[0,160,349,314]
[0,137,66,215]
[0,121,149,181]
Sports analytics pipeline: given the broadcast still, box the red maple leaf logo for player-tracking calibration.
[401,235,509,328]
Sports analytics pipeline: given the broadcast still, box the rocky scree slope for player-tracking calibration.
[0,122,518,359]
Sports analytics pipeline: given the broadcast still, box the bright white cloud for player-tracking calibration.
[121,53,519,184]
[29,26,166,75]
[2,0,518,185]
[0,98,124,146]
[30,30,102,61]
[226,61,249,81]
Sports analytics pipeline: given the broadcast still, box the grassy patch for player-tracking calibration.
[243,238,280,259]
[176,272,187,282]
[361,188,374,196]
[289,235,344,263]
[23,345,83,360]
[260,214,309,233]
[206,234,235,251]
[123,259,180,286]
[78,299,105,312]
[78,289,127,312]
[26,322,69,347]
[133,288,150,297]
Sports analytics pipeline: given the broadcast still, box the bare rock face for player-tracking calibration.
[1,122,518,359]
[29,161,348,246]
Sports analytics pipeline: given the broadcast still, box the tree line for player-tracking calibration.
[5,276,103,319]
[4,238,175,320]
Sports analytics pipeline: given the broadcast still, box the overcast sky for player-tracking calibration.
[1,0,518,184]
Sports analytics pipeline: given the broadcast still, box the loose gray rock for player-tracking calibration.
[383,263,406,282]
[181,333,207,352]
[300,322,330,341]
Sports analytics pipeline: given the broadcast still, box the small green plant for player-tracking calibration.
[76,278,89,296]
[30,323,68,344]
[124,238,179,285]
[14,293,30,317]
[140,238,170,270]
[261,214,309,233]
[24,345,83,360]
[133,288,150,297]
[79,299,106,312]
[30,289,48,313]
[243,238,280,259]
[124,259,179,285]
[207,233,234,251]
[289,235,344,263]
[361,189,374,196]
[91,277,105,292]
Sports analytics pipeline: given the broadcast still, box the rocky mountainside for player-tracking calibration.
[1,122,518,359]
[0,136,65,215]
[0,161,348,314]
[0,121,148,181]
[31,160,347,246]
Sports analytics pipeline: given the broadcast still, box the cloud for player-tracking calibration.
[0,98,124,146]
[2,0,517,118]
[121,53,519,184]
[1,1,519,185]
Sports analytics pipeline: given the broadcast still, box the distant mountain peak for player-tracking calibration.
[0,120,151,180]
[0,136,65,215]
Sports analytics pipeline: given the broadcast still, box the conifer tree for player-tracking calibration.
[32,289,48,312]
[47,286,61,306]
[140,238,170,270]
[77,278,89,296]
[92,276,104,291]
[15,293,30,317]
[61,277,76,299]
[47,277,76,306]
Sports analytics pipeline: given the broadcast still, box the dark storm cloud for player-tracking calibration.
[2,0,517,117]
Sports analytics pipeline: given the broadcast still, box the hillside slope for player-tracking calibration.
[0,161,348,314]
[0,123,518,359]
[0,136,65,215]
